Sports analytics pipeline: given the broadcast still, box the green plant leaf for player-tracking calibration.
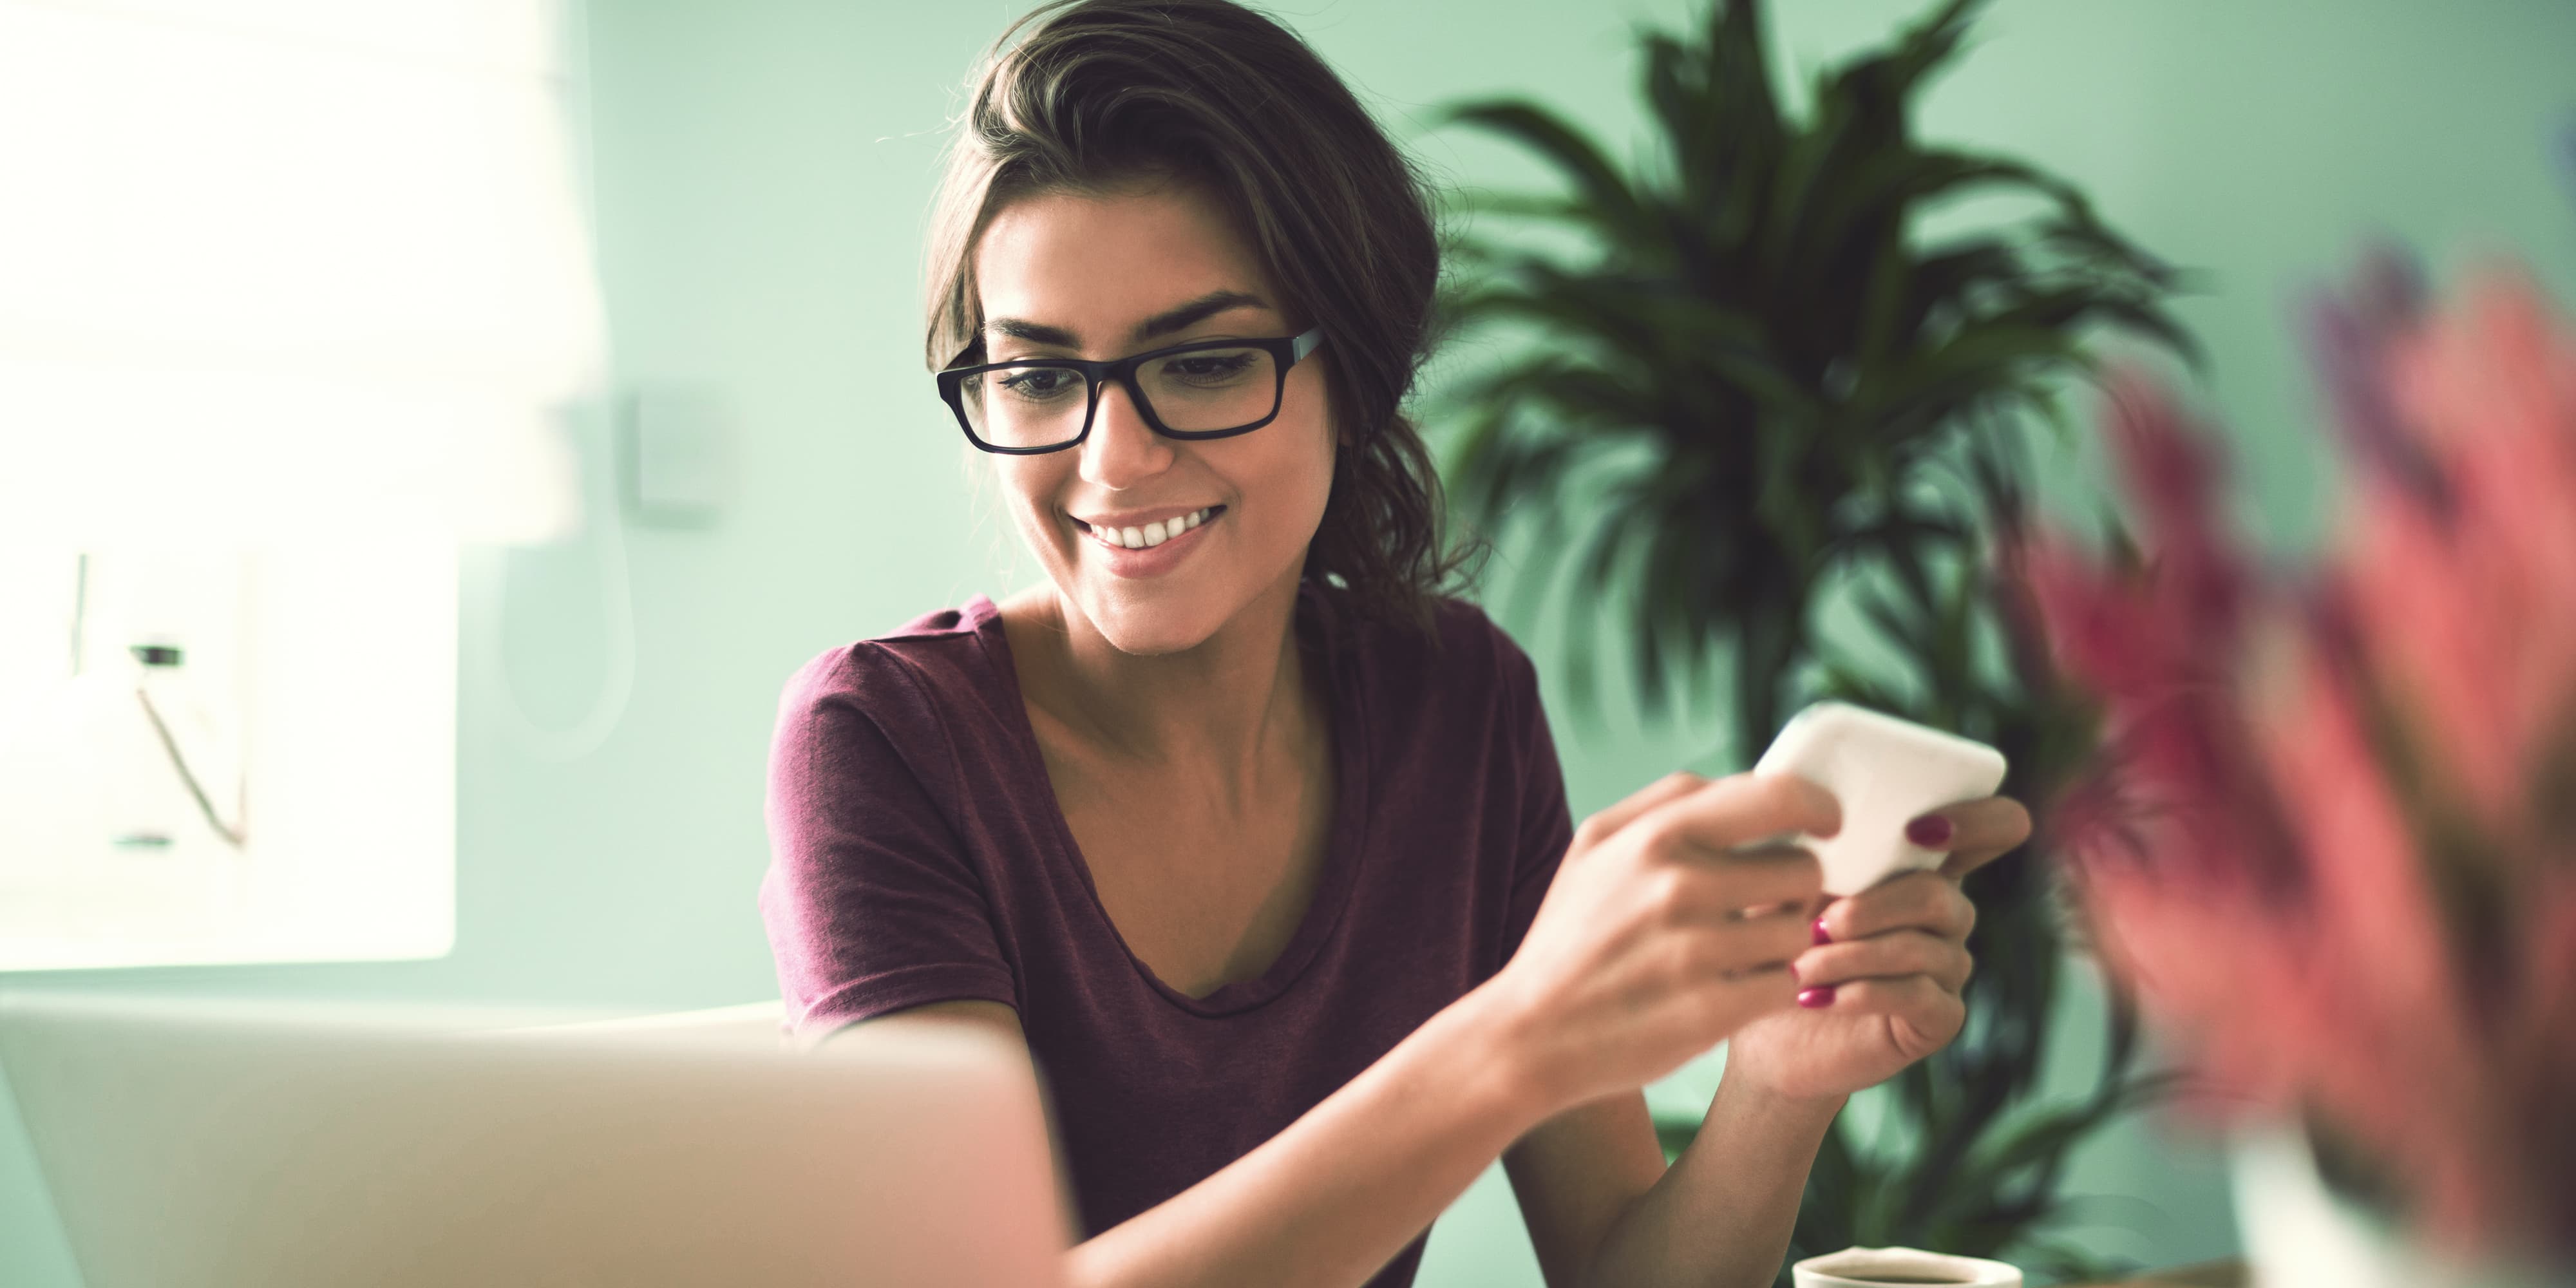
[1425,1,2196,1265]
[1428,99,1652,243]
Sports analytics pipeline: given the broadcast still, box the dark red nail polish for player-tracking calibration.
[1907,815,1954,847]
[1798,986,1836,1009]
[1812,916,1833,945]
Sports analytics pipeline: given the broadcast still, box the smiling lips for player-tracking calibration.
[1075,505,1223,551]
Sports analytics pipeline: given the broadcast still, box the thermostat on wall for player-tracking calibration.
[620,387,736,527]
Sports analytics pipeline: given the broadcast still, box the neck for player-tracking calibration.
[1015,565,1318,805]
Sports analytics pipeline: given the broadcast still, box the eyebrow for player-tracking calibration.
[983,289,1270,350]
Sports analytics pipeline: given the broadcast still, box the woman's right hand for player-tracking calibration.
[1477,771,1839,1115]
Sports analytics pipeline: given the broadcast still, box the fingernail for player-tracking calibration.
[1798,986,1836,1009]
[1812,915,1833,945]
[1907,815,1955,847]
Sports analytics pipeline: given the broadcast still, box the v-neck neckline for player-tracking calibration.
[967,582,1369,1018]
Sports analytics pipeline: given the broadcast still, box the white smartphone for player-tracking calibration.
[1729,701,2009,895]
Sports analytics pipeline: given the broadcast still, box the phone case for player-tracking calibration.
[1734,701,2008,895]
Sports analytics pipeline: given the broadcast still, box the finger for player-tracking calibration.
[1792,931,1974,994]
[1647,851,1822,929]
[1574,770,1712,851]
[1653,849,1810,922]
[1702,964,1802,1030]
[1913,796,2032,880]
[1650,772,1844,858]
[1703,847,1829,917]
[1808,975,1967,1048]
[1817,870,1975,943]
[1707,904,1818,973]
[1642,965,1797,1052]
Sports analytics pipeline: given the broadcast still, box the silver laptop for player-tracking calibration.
[0,992,1072,1288]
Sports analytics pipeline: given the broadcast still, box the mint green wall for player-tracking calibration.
[6,2,2572,1284]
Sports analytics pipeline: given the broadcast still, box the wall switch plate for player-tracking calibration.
[619,387,735,527]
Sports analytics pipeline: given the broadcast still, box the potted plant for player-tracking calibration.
[1424,0,2193,1278]
[2022,242,2576,1287]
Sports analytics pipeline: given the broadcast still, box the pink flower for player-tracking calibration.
[2346,270,2576,839]
[2249,625,2499,1244]
[2025,254,2576,1261]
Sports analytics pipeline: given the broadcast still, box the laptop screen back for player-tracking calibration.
[0,993,1070,1288]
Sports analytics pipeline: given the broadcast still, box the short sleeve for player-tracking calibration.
[757,649,1019,1040]
[1493,627,1575,968]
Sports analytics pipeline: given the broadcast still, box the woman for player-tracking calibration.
[758,2,2031,1285]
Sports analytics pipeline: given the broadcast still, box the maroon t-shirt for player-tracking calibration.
[757,580,1573,1285]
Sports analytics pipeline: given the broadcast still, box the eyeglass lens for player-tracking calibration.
[957,345,1279,450]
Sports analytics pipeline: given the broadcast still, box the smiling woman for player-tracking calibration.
[919,3,1474,639]
[965,183,1351,656]
[756,4,2027,1288]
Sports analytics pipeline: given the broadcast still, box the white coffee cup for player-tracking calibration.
[1792,1245,2023,1287]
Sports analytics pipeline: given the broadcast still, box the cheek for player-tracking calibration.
[1242,412,1338,528]
[991,460,1069,544]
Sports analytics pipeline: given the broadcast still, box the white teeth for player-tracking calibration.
[1083,508,1214,551]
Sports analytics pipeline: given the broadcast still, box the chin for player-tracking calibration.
[1074,583,1228,656]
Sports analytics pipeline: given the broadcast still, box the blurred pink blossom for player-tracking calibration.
[2016,258,2576,1260]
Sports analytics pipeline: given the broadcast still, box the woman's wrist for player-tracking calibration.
[1439,974,1570,1134]
[1577,1041,1848,1288]
[1709,1063,1849,1126]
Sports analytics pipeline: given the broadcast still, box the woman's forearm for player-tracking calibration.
[1064,985,1548,1288]
[1579,1070,1846,1288]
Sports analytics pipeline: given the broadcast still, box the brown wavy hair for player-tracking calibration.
[921,0,1484,640]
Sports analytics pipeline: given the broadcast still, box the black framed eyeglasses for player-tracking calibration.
[936,326,1326,455]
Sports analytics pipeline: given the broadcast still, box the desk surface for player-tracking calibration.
[2065,1260,2247,1287]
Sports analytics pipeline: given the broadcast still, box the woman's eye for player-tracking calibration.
[1170,355,1254,381]
[999,368,1077,399]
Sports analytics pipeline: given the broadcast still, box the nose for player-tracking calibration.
[1078,375,1175,491]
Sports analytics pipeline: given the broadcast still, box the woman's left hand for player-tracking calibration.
[1721,795,2032,1103]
